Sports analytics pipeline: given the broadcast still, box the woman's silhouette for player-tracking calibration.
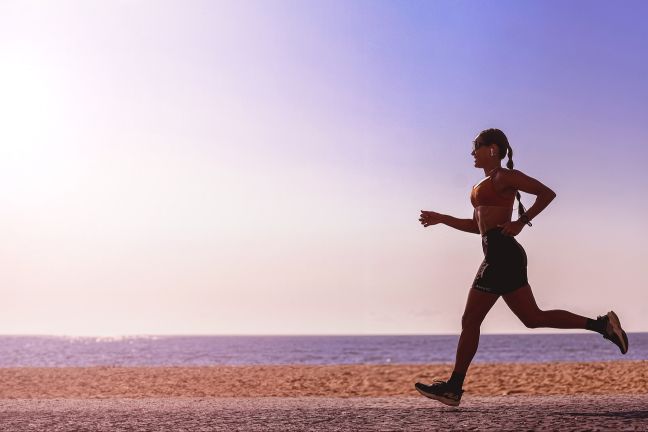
[414,128,628,407]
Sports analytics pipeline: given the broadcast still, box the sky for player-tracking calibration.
[0,0,646,336]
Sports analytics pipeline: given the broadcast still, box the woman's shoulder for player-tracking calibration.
[494,167,524,181]
[492,167,521,193]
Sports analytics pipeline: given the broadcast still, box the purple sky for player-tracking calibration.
[0,0,646,335]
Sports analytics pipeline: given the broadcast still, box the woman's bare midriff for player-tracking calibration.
[475,205,513,235]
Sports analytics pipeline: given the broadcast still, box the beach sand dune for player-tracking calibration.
[0,361,645,398]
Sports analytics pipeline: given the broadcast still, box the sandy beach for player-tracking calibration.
[0,361,646,431]
[0,360,646,398]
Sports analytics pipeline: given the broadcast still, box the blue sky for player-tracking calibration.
[0,0,646,335]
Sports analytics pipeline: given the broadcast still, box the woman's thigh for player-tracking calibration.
[502,284,539,320]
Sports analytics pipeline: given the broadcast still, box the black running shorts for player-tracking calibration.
[472,227,529,295]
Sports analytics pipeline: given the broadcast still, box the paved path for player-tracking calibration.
[1,395,647,431]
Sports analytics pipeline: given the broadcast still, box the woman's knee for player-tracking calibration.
[461,314,484,330]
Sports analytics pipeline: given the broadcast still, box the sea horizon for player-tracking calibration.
[1,333,645,368]
[2,330,641,337]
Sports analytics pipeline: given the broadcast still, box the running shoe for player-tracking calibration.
[601,311,629,354]
[414,380,463,407]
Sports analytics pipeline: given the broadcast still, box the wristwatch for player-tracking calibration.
[519,214,532,227]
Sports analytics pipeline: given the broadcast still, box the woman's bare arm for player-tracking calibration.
[494,169,557,237]
[502,169,557,223]
[420,209,480,234]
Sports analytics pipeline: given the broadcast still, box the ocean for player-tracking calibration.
[0,333,645,367]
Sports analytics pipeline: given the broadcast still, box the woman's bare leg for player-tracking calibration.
[502,284,628,354]
[502,284,589,329]
[453,288,500,373]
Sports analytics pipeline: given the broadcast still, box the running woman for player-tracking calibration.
[414,128,628,407]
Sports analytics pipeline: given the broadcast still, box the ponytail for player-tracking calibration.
[505,144,532,226]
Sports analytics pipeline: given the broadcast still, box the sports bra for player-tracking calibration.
[470,168,516,208]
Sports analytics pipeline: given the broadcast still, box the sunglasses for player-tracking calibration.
[471,141,488,152]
